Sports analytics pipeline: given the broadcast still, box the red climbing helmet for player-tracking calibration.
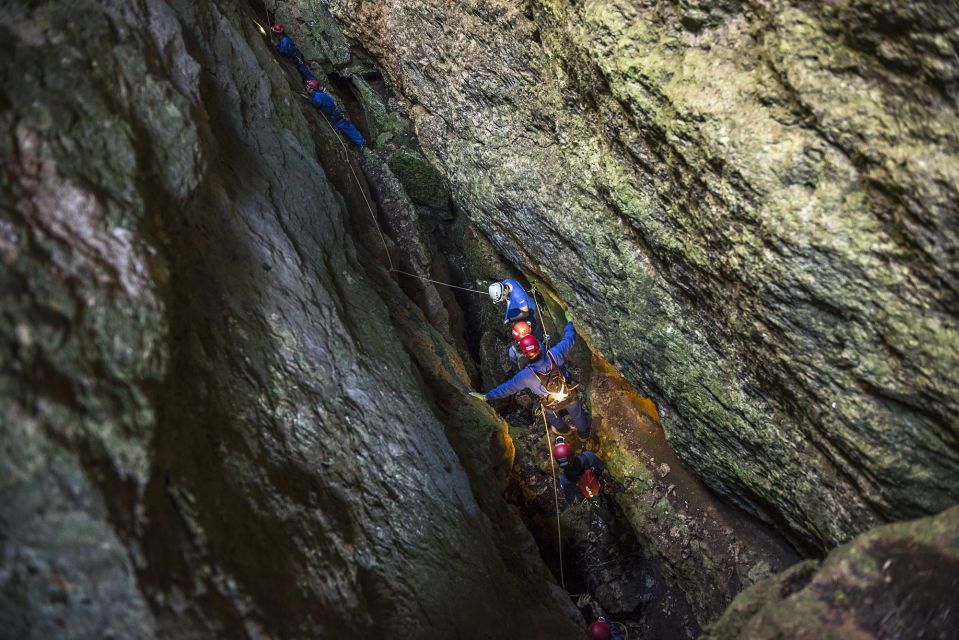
[588,618,613,640]
[511,321,532,341]
[519,335,540,359]
[271,23,284,34]
[305,79,320,92]
[552,436,571,467]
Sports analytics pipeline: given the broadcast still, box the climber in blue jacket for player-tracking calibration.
[273,24,303,62]
[295,61,318,86]
[470,317,590,437]
[272,25,317,84]
[558,450,606,504]
[488,278,538,326]
[270,24,365,149]
[305,80,366,148]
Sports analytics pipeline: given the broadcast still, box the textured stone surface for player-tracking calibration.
[700,505,959,639]
[324,0,959,550]
[0,1,580,637]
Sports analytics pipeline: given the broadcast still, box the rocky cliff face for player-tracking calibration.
[701,505,959,639]
[0,1,579,637]
[324,0,959,550]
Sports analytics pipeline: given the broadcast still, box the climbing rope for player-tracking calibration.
[615,621,629,639]
[528,283,566,588]
[541,407,565,591]
[530,285,551,348]
[390,269,488,294]
[261,15,494,295]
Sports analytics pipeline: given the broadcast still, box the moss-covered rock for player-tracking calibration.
[701,505,959,639]
[0,2,581,637]
[387,147,450,209]
[325,0,959,551]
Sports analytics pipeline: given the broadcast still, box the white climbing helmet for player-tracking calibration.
[488,281,505,302]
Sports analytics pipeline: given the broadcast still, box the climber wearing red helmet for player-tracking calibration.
[507,320,540,368]
[552,436,572,466]
[511,321,532,341]
[588,617,623,640]
[268,29,366,149]
[469,314,590,438]
[274,27,304,64]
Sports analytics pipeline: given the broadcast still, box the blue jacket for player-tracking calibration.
[485,322,575,401]
[308,92,366,147]
[502,278,536,324]
[559,451,605,503]
[309,91,340,115]
[276,35,303,62]
[295,61,317,85]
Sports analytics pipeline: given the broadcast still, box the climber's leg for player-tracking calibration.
[565,400,590,438]
[334,117,366,148]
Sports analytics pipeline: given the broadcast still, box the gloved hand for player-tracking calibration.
[564,308,573,322]
[468,391,487,402]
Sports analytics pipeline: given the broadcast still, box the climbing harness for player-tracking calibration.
[530,353,579,410]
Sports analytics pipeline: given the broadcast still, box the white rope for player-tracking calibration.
[541,408,565,590]
[391,269,488,294]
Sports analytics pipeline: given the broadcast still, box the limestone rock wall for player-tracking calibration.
[324,0,959,550]
[701,504,959,639]
[0,1,579,637]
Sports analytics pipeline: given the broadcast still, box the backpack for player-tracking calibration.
[530,353,577,409]
[577,468,601,499]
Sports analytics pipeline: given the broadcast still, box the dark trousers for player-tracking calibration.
[545,398,589,437]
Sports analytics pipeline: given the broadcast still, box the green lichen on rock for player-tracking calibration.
[387,146,450,208]
[326,0,959,552]
[701,505,959,639]
[0,1,583,637]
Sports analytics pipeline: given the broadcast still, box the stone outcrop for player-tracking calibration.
[700,505,959,639]
[0,1,580,637]
[323,0,959,550]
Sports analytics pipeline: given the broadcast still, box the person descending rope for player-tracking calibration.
[588,617,624,640]
[305,80,366,149]
[270,24,365,149]
[507,320,533,367]
[471,313,589,437]
[272,24,304,63]
[488,278,538,327]
[555,441,613,522]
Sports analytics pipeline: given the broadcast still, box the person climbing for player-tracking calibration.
[272,24,304,63]
[555,442,613,521]
[269,24,365,149]
[470,314,589,437]
[554,442,605,504]
[488,278,537,326]
[507,320,533,367]
[305,80,366,149]
[272,24,318,85]
[588,617,624,640]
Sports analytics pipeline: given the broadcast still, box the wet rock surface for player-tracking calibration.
[324,0,959,550]
[701,505,959,640]
[5,0,959,638]
[0,1,580,637]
